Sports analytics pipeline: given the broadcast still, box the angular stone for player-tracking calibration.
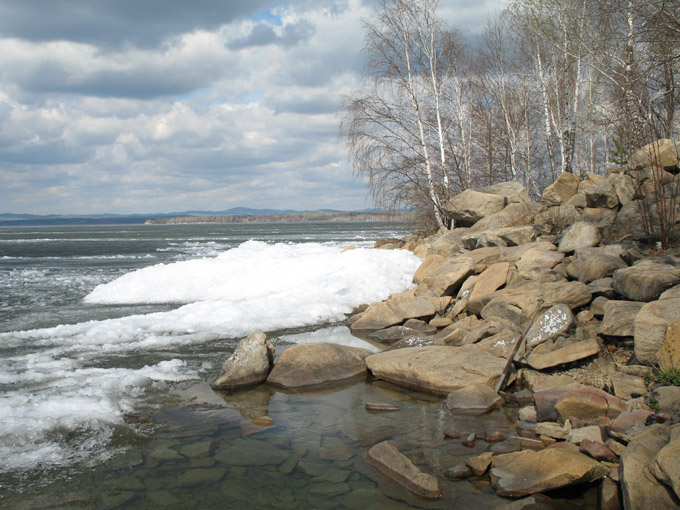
[214,439,290,466]
[467,262,510,315]
[609,173,636,206]
[555,386,631,422]
[178,467,226,488]
[579,174,619,209]
[599,300,644,337]
[470,202,540,233]
[628,138,679,171]
[620,424,678,509]
[567,425,604,445]
[558,222,601,254]
[475,330,520,358]
[610,410,655,435]
[652,386,680,413]
[649,425,680,499]
[527,338,600,370]
[466,452,494,476]
[365,345,510,396]
[490,446,608,497]
[366,441,443,499]
[267,343,372,389]
[443,464,473,480]
[658,320,680,370]
[534,387,575,422]
[634,297,680,365]
[526,304,574,349]
[443,189,506,227]
[516,248,565,275]
[385,336,446,351]
[350,292,437,331]
[535,422,571,440]
[566,254,628,283]
[445,384,503,415]
[481,281,591,324]
[478,180,531,204]
[613,258,680,302]
[412,255,475,297]
[578,439,617,462]
[609,372,648,400]
[368,325,432,344]
[211,331,275,390]
[542,172,581,207]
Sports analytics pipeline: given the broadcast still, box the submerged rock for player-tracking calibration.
[211,331,275,390]
[445,384,503,415]
[366,441,443,500]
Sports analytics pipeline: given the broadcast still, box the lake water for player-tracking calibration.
[0,223,596,509]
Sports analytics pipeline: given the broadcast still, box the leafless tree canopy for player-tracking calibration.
[340,0,680,228]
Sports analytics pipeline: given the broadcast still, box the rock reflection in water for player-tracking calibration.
[9,379,597,510]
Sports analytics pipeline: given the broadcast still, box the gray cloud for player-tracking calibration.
[0,0,273,48]
[229,19,316,49]
[0,0,503,215]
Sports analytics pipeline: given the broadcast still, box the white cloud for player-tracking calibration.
[0,0,502,215]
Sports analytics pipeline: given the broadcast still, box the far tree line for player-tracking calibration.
[340,0,680,229]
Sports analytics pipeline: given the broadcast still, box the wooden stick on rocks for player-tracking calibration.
[494,299,545,393]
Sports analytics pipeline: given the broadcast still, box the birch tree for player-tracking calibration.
[340,0,456,228]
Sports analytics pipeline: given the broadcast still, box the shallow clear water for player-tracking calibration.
[0,223,598,509]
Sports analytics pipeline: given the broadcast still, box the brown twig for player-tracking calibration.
[494,299,545,393]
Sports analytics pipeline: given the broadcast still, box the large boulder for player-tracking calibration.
[578,174,619,209]
[443,189,506,227]
[541,172,581,207]
[613,257,680,302]
[633,297,680,365]
[266,343,372,389]
[599,300,644,337]
[608,173,636,206]
[620,424,679,509]
[649,425,680,501]
[350,291,437,331]
[490,446,608,497]
[467,262,510,315]
[566,253,628,283]
[211,331,275,390]
[481,281,592,324]
[628,138,679,171]
[469,202,540,232]
[412,254,475,297]
[554,386,631,422]
[477,180,531,204]
[558,222,601,254]
[615,199,680,243]
[365,345,510,396]
[525,304,574,349]
[366,441,443,499]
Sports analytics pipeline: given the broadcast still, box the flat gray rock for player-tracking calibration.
[267,343,372,389]
[365,345,510,396]
[613,257,680,302]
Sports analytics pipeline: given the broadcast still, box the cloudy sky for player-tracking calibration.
[0,0,503,215]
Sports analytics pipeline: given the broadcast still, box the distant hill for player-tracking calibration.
[0,208,398,226]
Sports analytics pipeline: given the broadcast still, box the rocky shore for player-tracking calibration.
[213,139,680,509]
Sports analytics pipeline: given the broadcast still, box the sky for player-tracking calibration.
[0,0,504,215]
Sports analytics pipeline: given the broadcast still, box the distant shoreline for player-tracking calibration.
[144,212,406,225]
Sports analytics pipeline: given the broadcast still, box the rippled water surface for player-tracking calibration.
[0,223,598,509]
